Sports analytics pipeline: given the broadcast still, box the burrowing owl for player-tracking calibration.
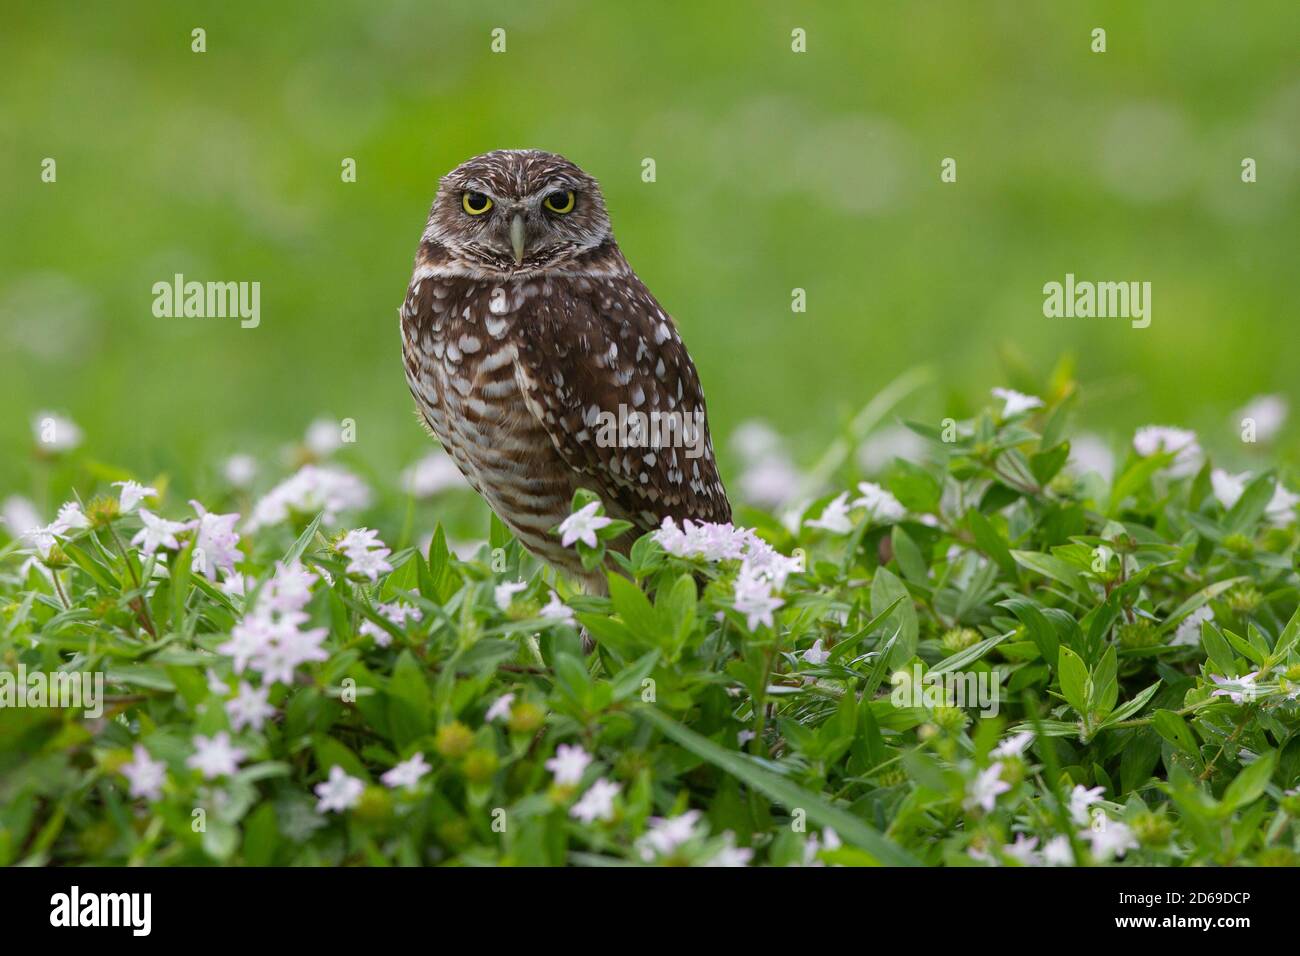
[400,149,730,589]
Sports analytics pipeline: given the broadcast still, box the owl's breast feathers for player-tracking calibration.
[400,243,731,557]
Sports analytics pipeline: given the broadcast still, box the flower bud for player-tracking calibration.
[434,721,474,759]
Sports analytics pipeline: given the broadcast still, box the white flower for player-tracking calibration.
[1042,834,1074,866]
[858,425,928,475]
[737,454,802,509]
[991,387,1044,417]
[1236,394,1287,443]
[304,418,343,457]
[222,454,258,488]
[1171,606,1213,647]
[358,601,422,647]
[1267,485,1299,527]
[1210,468,1248,509]
[114,480,157,513]
[2,496,42,538]
[539,591,576,625]
[638,810,702,860]
[852,482,905,523]
[732,565,783,631]
[494,580,527,611]
[336,528,392,582]
[225,681,275,732]
[730,421,784,461]
[992,732,1034,759]
[381,753,431,790]
[1002,834,1041,866]
[32,410,82,451]
[705,832,753,867]
[557,501,612,549]
[53,501,91,532]
[121,744,167,801]
[545,744,592,786]
[1132,426,1202,478]
[216,562,328,685]
[485,693,515,723]
[1209,671,1259,704]
[246,464,371,531]
[804,492,853,534]
[401,452,468,498]
[1068,784,1106,826]
[570,778,621,824]
[131,509,193,555]
[801,639,830,666]
[1081,820,1138,861]
[966,763,1011,813]
[314,765,365,813]
[1068,433,1116,483]
[186,732,247,780]
[190,501,241,580]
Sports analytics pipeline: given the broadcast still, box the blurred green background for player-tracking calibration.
[3,0,1298,501]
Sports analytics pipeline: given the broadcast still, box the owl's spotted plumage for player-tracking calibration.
[399,149,730,588]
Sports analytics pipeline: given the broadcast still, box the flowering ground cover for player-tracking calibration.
[2,383,1298,867]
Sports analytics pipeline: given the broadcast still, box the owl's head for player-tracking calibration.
[423,149,613,276]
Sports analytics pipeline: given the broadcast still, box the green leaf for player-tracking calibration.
[1056,646,1089,718]
[999,597,1059,667]
[871,568,917,667]
[1151,709,1199,756]
[1224,473,1275,535]
[967,509,1018,577]
[1010,549,1089,597]
[637,706,919,866]
[1222,749,1276,812]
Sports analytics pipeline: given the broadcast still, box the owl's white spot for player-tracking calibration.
[655,358,666,380]
[489,288,509,314]
[655,322,670,344]
[639,472,649,484]
[458,334,482,354]
[485,315,509,338]
[446,341,462,363]
[643,453,656,466]
[631,385,645,407]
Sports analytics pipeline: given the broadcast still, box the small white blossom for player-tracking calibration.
[1209,671,1259,704]
[804,492,853,534]
[991,387,1044,417]
[114,480,157,513]
[1171,606,1213,647]
[494,580,527,611]
[32,411,82,451]
[570,777,620,824]
[545,744,592,786]
[1133,426,1202,478]
[314,765,365,813]
[966,763,1011,813]
[1043,834,1074,866]
[131,509,194,555]
[225,681,275,732]
[1068,433,1116,483]
[246,464,370,531]
[1003,834,1041,866]
[638,810,702,860]
[852,482,905,523]
[337,528,392,582]
[186,732,247,780]
[704,832,754,867]
[1236,394,1287,443]
[992,732,1034,759]
[485,693,515,723]
[381,753,431,790]
[222,454,258,489]
[304,418,343,457]
[732,565,783,631]
[401,452,468,498]
[121,744,167,801]
[1081,820,1138,861]
[190,500,241,580]
[539,591,576,625]
[557,501,612,549]
[1068,784,1106,826]
[801,639,830,666]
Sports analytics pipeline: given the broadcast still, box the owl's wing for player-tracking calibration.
[512,273,732,531]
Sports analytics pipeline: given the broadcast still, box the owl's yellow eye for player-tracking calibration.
[543,190,575,214]
[462,192,493,215]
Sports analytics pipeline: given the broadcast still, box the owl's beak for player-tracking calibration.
[509,213,526,265]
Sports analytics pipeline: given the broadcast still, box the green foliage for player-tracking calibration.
[2,383,1299,867]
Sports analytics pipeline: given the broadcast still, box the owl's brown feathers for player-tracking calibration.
[400,149,729,586]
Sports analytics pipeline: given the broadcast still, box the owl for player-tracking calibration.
[399,149,730,591]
